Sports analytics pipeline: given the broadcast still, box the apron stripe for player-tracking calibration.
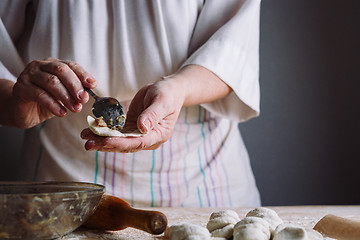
[197,186,203,207]
[130,153,135,206]
[176,121,183,206]
[198,106,211,207]
[197,147,210,207]
[159,145,164,206]
[167,137,173,207]
[103,152,108,186]
[120,153,126,198]
[33,121,47,181]
[94,151,99,184]
[32,146,43,181]
[150,150,155,207]
[201,109,218,207]
[182,107,190,203]
[112,152,116,195]
[215,120,233,207]
[207,111,225,207]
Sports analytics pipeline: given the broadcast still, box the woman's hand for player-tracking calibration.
[80,77,185,152]
[8,58,96,128]
[80,64,232,153]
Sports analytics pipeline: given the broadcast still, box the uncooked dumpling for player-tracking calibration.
[246,207,283,234]
[165,223,211,240]
[306,228,323,240]
[233,216,271,240]
[207,210,240,239]
[273,224,323,240]
[87,115,144,137]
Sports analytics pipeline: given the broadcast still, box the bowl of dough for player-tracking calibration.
[0,181,104,239]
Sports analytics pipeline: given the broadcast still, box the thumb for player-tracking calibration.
[137,103,166,134]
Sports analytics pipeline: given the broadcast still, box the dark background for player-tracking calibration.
[239,0,360,205]
[1,0,360,206]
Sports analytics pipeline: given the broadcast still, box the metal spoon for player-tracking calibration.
[85,88,126,128]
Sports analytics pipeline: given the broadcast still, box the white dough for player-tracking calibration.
[207,216,238,232]
[273,224,323,240]
[246,207,283,233]
[87,115,144,137]
[165,223,211,240]
[210,224,234,239]
[306,229,323,240]
[207,210,240,239]
[209,210,241,221]
[233,216,271,240]
[273,224,308,240]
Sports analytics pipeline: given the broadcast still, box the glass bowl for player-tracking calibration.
[0,181,105,239]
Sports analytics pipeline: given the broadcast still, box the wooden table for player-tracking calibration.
[61,205,360,239]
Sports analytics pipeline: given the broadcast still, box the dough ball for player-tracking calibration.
[209,224,234,239]
[273,224,308,240]
[246,207,283,233]
[207,210,240,239]
[165,223,211,240]
[87,115,144,137]
[306,229,323,240]
[207,216,238,232]
[273,223,323,240]
[233,216,271,240]
[209,210,240,221]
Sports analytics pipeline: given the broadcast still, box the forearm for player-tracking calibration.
[164,64,232,107]
[0,79,15,126]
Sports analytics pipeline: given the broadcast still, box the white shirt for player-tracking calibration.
[0,0,261,207]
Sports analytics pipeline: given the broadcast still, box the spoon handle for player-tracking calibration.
[84,87,100,100]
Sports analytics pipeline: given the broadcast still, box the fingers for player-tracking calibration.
[26,69,83,112]
[80,128,163,153]
[16,58,96,116]
[15,82,67,117]
[40,59,95,103]
[80,80,182,153]
[131,79,183,134]
[137,100,171,134]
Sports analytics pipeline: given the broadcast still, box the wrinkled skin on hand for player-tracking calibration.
[81,78,184,153]
[10,58,96,128]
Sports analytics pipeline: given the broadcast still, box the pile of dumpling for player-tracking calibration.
[165,207,323,240]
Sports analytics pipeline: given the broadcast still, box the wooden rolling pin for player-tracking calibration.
[314,214,360,240]
[83,194,168,235]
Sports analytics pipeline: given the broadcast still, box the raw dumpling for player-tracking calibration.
[246,207,283,234]
[273,224,308,240]
[207,210,240,239]
[273,223,323,240]
[165,223,211,240]
[233,216,271,240]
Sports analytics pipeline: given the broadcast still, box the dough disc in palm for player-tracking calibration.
[87,115,144,137]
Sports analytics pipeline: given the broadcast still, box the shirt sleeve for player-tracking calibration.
[182,0,261,122]
[0,0,28,80]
